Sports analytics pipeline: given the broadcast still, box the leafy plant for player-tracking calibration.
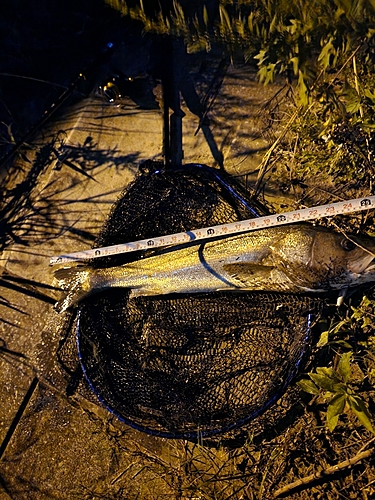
[105,0,375,103]
[298,351,374,433]
[317,295,375,347]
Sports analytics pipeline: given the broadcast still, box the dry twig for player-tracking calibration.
[273,439,375,498]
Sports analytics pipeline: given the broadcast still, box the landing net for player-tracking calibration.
[76,162,322,438]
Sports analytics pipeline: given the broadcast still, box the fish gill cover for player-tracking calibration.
[73,161,322,438]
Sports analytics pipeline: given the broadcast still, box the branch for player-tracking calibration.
[273,441,375,498]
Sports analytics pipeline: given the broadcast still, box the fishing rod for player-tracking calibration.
[50,192,375,265]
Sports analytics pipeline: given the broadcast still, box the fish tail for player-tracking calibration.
[54,266,92,313]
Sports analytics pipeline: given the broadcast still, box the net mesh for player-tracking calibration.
[76,162,322,438]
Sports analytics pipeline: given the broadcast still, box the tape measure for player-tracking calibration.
[50,195,375,266]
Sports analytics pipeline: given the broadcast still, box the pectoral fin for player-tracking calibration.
[223,263,275,287]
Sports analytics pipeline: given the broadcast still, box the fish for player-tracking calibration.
[54,224,375,313]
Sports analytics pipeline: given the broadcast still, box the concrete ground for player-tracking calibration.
[0,61,283,499]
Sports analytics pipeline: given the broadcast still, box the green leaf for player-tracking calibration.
[297,378,320,395]
[345,93,361,114]
[310,372,336,392]
[334,0,357,18]
[298,70,309,106]
[289,56,299,76]
[332,382,348,394]
[338,351,352,383]
[327,413,340,432]
[327,393,346,431]
[254,49,268,65]
[318,36,335,70]
[330,319,350,335]
[105,0,129,16]
[317,330,329,347]
[364,88,375,104]
[334,340,355,349]
[361,121,375,129]
[203,5,209,26]
[328,393,347,416]
[347,395,375,434]
[187,37,210,54]
[316,366,335,378]
[219,4,232,31]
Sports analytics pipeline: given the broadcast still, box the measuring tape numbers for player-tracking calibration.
[50,195,375,266]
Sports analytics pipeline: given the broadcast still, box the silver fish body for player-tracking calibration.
[54,224,375,312]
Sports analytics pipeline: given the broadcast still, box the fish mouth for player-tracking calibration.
[364,259,375,273]
[351,255,375,275]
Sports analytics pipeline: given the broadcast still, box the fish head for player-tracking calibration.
[270,225,375,290]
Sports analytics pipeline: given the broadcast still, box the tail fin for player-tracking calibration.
[54,266,91,313]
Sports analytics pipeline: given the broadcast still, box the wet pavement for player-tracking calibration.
[0,60,284,499]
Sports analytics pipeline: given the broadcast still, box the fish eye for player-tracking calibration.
[341,238,356,251]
